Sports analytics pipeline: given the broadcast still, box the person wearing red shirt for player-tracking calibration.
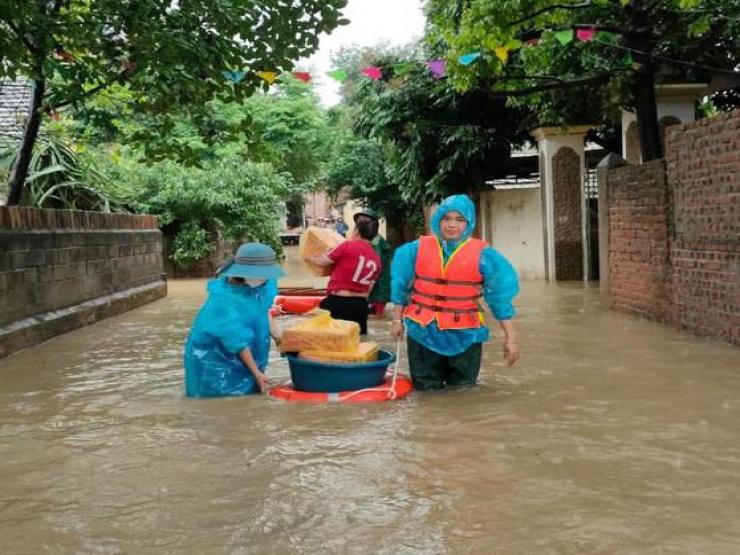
[304,217,381,334]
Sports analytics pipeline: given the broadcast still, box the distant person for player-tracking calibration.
[390,194,520,391]
[304,218,381,334]
[353,208,392,316]
[184,243,284,397]
[335,217,349,237]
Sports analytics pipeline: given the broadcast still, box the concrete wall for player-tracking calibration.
[0,207,167,358]
[605,110,739,345]
[480,188,545,280]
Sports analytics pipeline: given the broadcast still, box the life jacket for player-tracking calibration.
[404,235,485,330]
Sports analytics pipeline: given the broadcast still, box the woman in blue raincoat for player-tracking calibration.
[184,242,285,397]
[390,194,520,391]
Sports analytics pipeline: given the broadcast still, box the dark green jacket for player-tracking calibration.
[369,235,392,303]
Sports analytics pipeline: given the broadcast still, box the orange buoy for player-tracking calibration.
[274,295,324,315]
[269,374,413,404]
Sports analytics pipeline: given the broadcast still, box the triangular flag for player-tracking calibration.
[326,69,348,82]
[576,28,596,42]
[505,38,523,50]
[256,71,278,84]
[555,29,574,45]
[222,70,246,83]
[494,46,510,63]
[622,52,634,66]
[393,62,414,75]
[458,52,481,66]
[427,59,446,78]
[596,31,618,44]
[292,71,311,83]
[361,66,382,81]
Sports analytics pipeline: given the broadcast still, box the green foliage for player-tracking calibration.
[110,155,288,265]
[0,131,128,210]
[348,54,528,204]
[427,0,739,123]
[0,0,347,108]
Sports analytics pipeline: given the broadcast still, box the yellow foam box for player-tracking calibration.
[298,342,379,363]
[299,226,345,276]
[280,311,360,353]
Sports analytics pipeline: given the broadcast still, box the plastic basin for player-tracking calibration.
[286,350,396,393]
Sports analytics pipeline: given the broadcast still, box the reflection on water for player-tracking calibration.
[1,246,739,553]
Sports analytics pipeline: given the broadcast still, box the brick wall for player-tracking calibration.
[552,146,584,280]
[665,110,739,344]
[0,207,167,357]
[607,110,739,345]
[607,160,673,321]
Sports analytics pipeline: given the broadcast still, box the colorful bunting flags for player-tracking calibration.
[222,70,246,83]
[555,29,574,46]
[361,66,382,81]
[326,69,348,82]
[427,59,447,78]
[219,27,633,90]
[256,71,278,84]
[458,52,481,66]
[292,71,311,83]
[576,28,596,42]
[494,47,510,63]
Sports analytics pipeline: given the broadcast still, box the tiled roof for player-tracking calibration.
[0,80,32,142]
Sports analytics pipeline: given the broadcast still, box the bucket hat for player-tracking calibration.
[353,207,380,223]
[217,242,286,280]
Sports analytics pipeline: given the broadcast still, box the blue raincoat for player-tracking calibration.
[391,194,519,356]
[184,278,278,397]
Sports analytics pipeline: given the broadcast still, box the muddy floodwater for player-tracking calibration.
[1,246,739,554]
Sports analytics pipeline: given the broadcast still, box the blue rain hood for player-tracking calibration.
[430,194,476,244]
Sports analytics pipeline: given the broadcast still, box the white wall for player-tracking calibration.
[480,188,545,280]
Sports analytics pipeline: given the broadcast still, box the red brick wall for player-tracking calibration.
[665,110,739,344]
[607,160,673,321]
[607,110,739,345]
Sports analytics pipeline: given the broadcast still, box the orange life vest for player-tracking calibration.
[404,235,485,330]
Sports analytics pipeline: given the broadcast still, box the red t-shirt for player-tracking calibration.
[326,240,381,294]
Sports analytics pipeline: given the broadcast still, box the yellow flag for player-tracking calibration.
[494,46,510,63]
[256,71,278,84]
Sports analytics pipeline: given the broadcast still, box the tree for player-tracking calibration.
[428,0,739,161]
[0,0,347,205]
[350,56,529,203]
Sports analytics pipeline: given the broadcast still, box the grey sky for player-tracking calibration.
[298,0,426,106]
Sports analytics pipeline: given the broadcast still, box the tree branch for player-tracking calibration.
[47,72,127,110]
[2,17,37,53]
[489,73,610,98]
[508,2,595,27]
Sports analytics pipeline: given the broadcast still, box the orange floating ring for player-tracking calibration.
[269,374,413,404]
[274,295,324,315]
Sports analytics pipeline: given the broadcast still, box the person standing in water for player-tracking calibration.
[304,217,381,335]
[184,242,284,397]
[390,194,520,391]
[353,208,393,317]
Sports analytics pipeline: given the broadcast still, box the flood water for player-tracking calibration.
[1,246,739,554]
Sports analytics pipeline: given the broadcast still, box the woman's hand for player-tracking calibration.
[503,339,520,366]
[253,370,272,393]
[390,320,405,341]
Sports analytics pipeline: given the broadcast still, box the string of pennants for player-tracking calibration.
[222,28,633,85]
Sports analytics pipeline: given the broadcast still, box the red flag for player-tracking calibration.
[292,71,311,83]
[361,67,382,81]
[576,28,596,41]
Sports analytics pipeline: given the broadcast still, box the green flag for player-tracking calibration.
[393,62,415,75]
[326,69,348,82]
[555,29,574,45]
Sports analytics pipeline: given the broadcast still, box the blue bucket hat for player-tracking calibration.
[217,242,286,280]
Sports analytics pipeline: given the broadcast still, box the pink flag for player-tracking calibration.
[576,28,596,42]
[427,59,446,78]
[361,66,382,81]
[292,71,311,83]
